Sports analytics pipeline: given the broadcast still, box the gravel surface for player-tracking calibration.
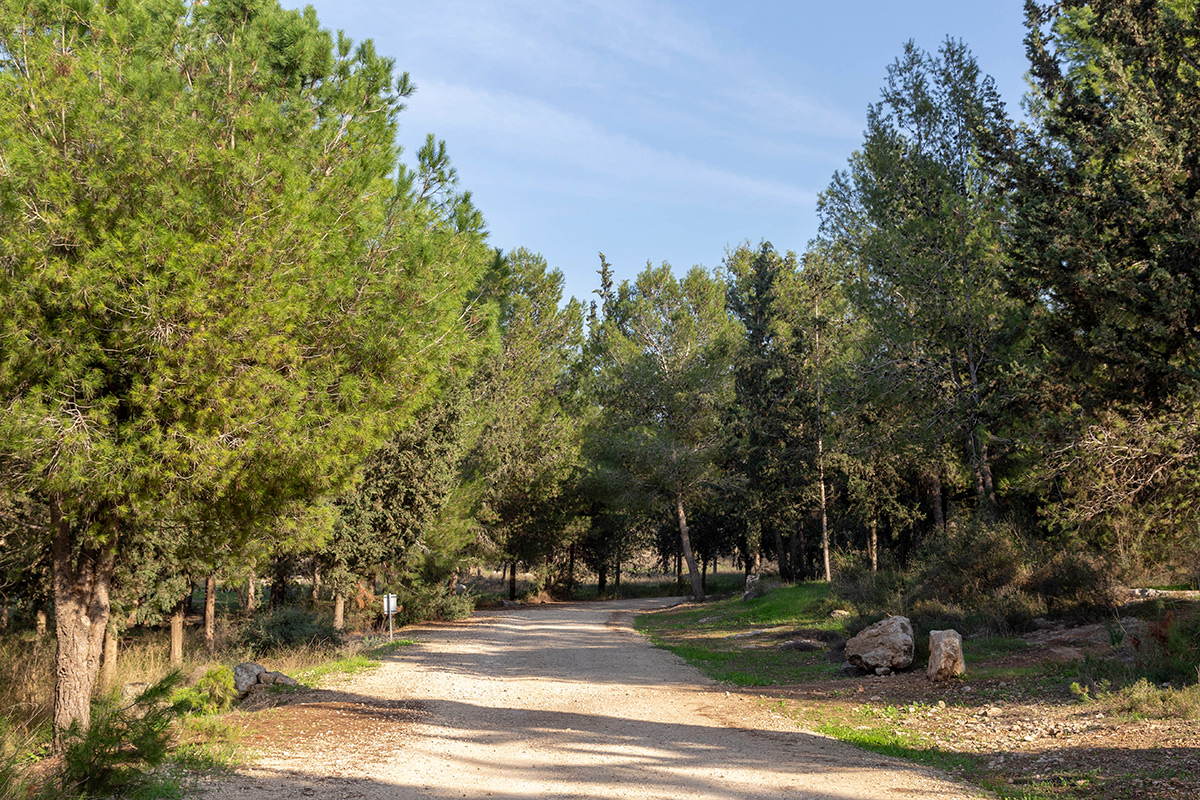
[201,598,990,799]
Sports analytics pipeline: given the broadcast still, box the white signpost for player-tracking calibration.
[383,593,398,641]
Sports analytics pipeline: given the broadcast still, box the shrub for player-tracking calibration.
[912,517,1027,606]
[396,584,474,626]
[51,673,185,798]
[172,666,237,716]
[1030,549,1117,618]
[239,606,340,654]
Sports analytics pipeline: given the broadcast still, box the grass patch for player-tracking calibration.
[636,583,845,685]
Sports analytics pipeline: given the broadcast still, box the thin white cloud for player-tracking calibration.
[406,81,817,208]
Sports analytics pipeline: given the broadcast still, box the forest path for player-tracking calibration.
[201,598,989,799]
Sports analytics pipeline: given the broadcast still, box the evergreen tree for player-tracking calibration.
[819,38,1022,518]
[0,0,489,737]
[590,262,738,601]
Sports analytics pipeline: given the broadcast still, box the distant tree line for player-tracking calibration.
[1,0,1196,741]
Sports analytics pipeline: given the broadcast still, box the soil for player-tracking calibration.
[762,613,1200,800]
[199,598,989,799]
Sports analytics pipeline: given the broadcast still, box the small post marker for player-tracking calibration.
[383,593,398,641]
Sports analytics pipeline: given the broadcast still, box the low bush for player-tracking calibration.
[912,518,1027,607]
[51,673,185,798]
[1030,548,1117,618]
[396,583,474,626]
[172,665,237,716]
[239,606,340,653]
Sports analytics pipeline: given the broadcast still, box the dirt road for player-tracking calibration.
[203,598,989,799]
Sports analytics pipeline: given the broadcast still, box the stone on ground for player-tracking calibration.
[845,615,914,671]
[927,629,966,681]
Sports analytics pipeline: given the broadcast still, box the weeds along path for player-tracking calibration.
[201,598,989,800]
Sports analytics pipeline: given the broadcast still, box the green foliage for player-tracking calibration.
[172,666,237,716]
[394,583,474,626]
[468,248,586,590]
[588,261,739,599]
[913,518,1027,606]
[240,607,340,654]
[51,673,186,798]
[1030,549,1117,617]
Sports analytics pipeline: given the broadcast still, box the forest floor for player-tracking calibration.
[638,590,1200,800]
[197,597,989,800]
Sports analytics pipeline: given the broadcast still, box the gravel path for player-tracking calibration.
[201,598,990,799]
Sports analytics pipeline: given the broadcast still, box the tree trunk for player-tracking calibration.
[614,557,621,590]
[814,292,832,583]
[245,571,257,615]
[49,495,115,745]
[676,494,705,601]
[789,532,802,581]
[930,474,945,533]
[311,562,321,607]
[333,590,345,631]
[869,518,879,573]
[597,562,608,596]
[170,600,184,667]
[819,461,831,582]
[701,557,708,593]
[772,526,790,582]
[567,544,576,597]
[101,623,118,691]
[204,573,216,653]
[508,561,517,601]
[270,557,288,609]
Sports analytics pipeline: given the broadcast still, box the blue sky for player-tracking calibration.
[286,1,1031,305]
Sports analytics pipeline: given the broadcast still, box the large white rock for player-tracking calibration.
[927,629,966,681]
[845,615,914,671]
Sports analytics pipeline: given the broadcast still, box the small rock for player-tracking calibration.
[258,670,298,687]
[830,609,852,619]
[234,662,266,694]
[875,667,892,676]
[777,638,823,652]
[122,682,149,701]
[838,661,860,676]
[742,574,767,602]
[985,706,1003,717]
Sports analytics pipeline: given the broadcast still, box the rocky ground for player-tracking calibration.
[762,612,1200,800]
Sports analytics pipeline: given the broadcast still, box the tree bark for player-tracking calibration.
[204,573,216,653]
[772,526,790,582]
[333,590,345,631]
[245,571,257,615]
[930,474,945,533]
[49,495,116,745]
[508,561,517,601]
[170,600,184,667]
[101,623,118,691]
[676,494,705,601]
[597,562,607,595]
[311,562,321,607]
[789,532,802,581]
[869,518,879,573]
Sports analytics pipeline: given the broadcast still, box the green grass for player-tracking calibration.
[292,639,417,686]
[636,583,846,685]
